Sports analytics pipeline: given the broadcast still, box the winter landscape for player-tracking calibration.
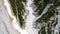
[0,0,60,34]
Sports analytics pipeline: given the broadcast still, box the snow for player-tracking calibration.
[25,0,38,34]
[0,0,20,34]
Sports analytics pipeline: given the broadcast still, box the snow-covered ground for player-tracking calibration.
[24,0,38,34]
[0,0,20,34]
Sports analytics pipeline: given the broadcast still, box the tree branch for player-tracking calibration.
[36,4,53,20]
